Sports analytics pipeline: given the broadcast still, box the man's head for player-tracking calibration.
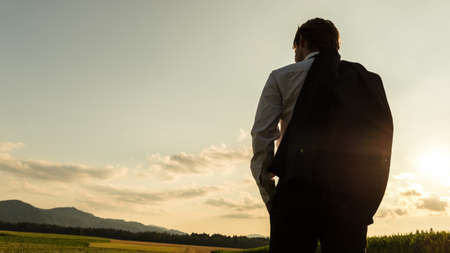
[293,18,340,62]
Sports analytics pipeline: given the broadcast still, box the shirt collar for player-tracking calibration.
[304,51,320,61]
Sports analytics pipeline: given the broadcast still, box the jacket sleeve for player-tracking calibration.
[250,71,282,209]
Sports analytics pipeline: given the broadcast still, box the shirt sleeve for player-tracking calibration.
[250,71,282,207]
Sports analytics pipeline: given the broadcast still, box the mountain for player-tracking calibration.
[0,199,186,235]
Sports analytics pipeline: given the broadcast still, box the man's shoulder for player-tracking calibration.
[340,60,382,81]
[270,58,315,78]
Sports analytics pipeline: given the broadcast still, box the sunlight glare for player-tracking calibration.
[417,150,450,187]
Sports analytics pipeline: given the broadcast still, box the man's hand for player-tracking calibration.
[261,171,276,182]
[261,171,276,215]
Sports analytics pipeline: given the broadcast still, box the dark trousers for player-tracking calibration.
[269,178,368,253]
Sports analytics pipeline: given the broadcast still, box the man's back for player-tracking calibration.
[266,48,393,253]
[270,50,393,222]
[250,18,393,252]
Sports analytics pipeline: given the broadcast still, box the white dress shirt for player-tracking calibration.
[250,51,320,209]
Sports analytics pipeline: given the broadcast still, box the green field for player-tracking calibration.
[212,230,450,253]
[0,230,140,253]
[0,229,448,253]
[0,230,183,252]
[0,230,240,253]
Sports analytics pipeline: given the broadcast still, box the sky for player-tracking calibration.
[0,0,449,237]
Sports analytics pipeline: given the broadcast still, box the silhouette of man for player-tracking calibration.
[250,18,393,252]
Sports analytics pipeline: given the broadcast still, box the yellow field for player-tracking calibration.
[0,230,243,253]
[91,239,243,253]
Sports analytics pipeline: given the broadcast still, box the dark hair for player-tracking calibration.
[293,18,340,51]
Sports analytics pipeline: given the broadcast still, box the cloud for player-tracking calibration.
[373,177,445,218]
[74,196,167,216]
[236,128,251,143]
[401,190,422,197]
[0,142,127,182]
[393,173,416,181]
[0,142,24,153]
[241,176,254,186]
[220,213,266,219]
[394,208,408,216]
[417,197,448,212]
[3,177,61,198]
[146,142,252,179]
[374,208,408,218]
[221,213,254,219]
[89,184,221,204]
[204,196,264,211]
[375,176,449,219]
[0,157,127,182]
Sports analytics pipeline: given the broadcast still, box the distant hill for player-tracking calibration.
[0,199,186,235]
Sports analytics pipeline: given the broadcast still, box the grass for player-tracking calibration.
[0,242,157,253]
[0,231,158,252]
[1,229,448,253]
[212,230,450,253]
[0,230,108,247]
[0,230,242,253]
[89,242,186,252]
[212,245,269,253]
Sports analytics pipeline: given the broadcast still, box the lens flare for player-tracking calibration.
[416,150,450,187]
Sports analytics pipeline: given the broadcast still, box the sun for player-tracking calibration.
[416,149,450,187]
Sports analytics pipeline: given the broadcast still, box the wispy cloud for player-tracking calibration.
[89,184,221,204]
[375,173,449,219]
[374,208,409,218]
[0,158,127,182]
[0,142,24,153]
[236,128,251,143]
[220,213,266,219]
[417,197,448,212]
[204,196,264,211]
[0,142,127,182]
[400,190,422,197]
[392,173,415,181]
[144,139,252,180]
[221,213,255,219]
[73,196,168,216]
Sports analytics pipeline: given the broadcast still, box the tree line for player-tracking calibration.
[0,221,269,249]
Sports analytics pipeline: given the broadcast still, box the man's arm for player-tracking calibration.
[250,71,283,213]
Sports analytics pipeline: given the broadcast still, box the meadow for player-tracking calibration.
[0,230,242,253]
[212,229,450,253]
[0,229,448,253]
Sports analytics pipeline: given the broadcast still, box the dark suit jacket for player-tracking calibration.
[268,48,394,225]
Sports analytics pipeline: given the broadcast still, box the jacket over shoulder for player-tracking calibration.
[268,48,394,225]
